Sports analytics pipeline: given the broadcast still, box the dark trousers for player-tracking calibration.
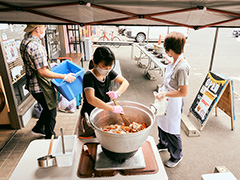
[32,92,56,139]
[158,127,182,160]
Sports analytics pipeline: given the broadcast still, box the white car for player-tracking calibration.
[125,26,189,42]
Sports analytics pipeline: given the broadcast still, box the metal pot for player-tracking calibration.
[86,101,154,160]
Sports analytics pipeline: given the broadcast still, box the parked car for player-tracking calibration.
[232,28,240,37]
[124,26,189,42]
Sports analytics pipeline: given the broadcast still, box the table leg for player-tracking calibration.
[131,44,134,59]
[159,68,164,77]
[144,57,152,75]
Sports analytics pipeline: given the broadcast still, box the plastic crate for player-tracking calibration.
[51,60,85,101]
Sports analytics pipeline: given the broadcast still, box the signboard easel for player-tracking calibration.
[189,72,235,131]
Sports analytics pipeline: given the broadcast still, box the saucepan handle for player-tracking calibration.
[149,103,157,115]
[84,112,95,129]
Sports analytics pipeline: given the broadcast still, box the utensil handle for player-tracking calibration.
[113,99,124,116]
[60,128,65,154]
[149,103,157,115]
[112,99,118,106]
[48,134,55,155]
[112,99,131,126]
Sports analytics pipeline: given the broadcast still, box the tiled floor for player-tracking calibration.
[0,126,16,151]
[0,109,80,180]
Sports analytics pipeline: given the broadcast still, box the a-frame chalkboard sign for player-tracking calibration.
[189,71,235,131]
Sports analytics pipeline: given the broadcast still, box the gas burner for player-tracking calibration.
[95,145,146,171]
[101,147,137,163]
[77,141,159,178]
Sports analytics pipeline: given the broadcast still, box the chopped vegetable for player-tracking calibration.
[101,122,148,134]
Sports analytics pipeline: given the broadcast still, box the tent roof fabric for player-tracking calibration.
[0,0,240,29]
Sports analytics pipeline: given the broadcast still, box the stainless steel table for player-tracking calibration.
[133,43,168,79]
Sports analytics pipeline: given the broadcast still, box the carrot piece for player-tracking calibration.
[125,127,130,131]
[131,129,137,133]
[142,124,147,128]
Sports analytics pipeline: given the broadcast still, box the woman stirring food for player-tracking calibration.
[155,32,190,168]
[78,46,129,139]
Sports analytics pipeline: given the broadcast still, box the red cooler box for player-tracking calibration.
[51,60,85,101]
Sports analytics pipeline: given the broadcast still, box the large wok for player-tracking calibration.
[86,101,154,161]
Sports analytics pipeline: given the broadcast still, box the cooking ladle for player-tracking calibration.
[60,128,65,154]
[37,134,56,168]
[112,99,131,126]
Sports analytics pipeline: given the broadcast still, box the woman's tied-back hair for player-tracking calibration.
[164,32,186,55]
[93,46,115,67]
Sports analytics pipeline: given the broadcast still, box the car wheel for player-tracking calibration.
[135,33,146,42]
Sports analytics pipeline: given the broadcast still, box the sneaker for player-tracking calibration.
[164,157,183,168]
[157,143,168,152]
[32,128,45,136]
[45,132,57,139]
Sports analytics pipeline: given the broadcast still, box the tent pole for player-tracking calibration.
[209,27,219,72]
[147,26,150,43]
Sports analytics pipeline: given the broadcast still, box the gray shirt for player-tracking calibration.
[169,60,190,90]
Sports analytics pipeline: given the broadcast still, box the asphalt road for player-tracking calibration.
[186,27,240,97]
[182,28,240,120]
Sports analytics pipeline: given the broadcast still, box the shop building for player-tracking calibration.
[0,24,88,130]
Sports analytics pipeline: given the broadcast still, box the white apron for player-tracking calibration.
[157,54,183,135]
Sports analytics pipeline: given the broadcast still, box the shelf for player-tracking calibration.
[12,74,25,85]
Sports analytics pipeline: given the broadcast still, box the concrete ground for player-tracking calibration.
[111,28,240,179]
[1,27,240,180]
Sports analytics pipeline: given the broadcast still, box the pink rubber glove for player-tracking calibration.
[106,91,120,100]
[64,73,76,83]
[113,105,124,114]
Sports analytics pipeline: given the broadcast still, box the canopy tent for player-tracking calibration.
[1,0,238,74]
[0,0,240,29]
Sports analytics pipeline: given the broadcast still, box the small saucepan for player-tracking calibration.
[37,135,56,168]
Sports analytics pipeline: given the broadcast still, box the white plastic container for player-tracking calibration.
[53,135,77,167]
[152,91,168,116]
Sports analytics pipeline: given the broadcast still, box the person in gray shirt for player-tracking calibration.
[155,32,190,168]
